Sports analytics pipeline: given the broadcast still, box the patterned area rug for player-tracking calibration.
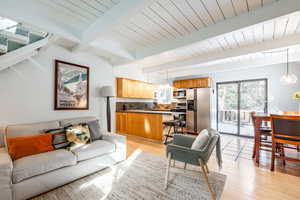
[33,151,226,200]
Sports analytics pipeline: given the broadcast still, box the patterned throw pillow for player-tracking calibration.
[44,128,70,149]
[66,125,91,151]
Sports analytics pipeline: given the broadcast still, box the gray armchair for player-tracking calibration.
[164,130,222,200]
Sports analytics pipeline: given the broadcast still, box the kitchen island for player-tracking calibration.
[116,110,173,141]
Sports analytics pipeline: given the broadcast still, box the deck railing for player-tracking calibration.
[218,110,253,126]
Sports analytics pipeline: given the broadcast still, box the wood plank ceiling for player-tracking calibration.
[22,0,300,75]
[107,0,279,50]
[38,0,121,31]
[136,11,300,69]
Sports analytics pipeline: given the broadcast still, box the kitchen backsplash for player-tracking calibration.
[116,102,175,112]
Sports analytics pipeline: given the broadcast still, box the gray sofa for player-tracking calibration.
[0,117,127,200]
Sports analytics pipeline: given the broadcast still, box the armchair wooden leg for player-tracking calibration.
[205,164,210,174]
[199,159,215,200]
[184,162,187,170]
[164,153,171,190]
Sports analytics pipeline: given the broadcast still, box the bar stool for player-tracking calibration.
[162,120,185,144]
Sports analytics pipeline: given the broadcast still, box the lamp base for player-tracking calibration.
[106,96,111,132]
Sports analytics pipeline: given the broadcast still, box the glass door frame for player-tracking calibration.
[216,78,268,138]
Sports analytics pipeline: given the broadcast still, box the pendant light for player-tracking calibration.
[164,70,171,88]
[280,49,297,85]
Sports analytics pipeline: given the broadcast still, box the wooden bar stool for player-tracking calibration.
[162,120,184,144]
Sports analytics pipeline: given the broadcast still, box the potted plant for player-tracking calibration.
[293,91,300,113]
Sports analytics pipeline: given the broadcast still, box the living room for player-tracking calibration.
[1,0,300,200]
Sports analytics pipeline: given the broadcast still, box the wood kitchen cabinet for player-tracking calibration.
[116,112,171,141]
[173,77,211,89]
[116,112,127,133]
[116,77,154,99]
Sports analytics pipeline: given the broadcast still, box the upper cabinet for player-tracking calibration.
[173,77,211,89]
[116,77,154,99]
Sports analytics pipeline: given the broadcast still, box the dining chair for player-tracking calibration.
[270,114,300,171]
[251,112,273,165]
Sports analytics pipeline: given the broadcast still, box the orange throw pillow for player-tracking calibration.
[7,134,54,160]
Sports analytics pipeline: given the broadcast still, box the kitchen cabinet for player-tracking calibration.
[116,112,172,141]
[173,77,211,89]
[116,112,127,133]
[116,78,154,99]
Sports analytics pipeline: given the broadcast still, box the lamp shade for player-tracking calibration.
[100,86,115,97]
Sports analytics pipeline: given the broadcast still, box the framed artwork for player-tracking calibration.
[54,60,89,110]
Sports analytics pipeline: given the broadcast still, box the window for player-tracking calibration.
[156,85,173,104]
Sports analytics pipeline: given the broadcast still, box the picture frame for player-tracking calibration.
[54,60,89,110]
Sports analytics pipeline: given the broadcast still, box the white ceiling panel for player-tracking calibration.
[201,0,225,22]
[253,23,264,42]
[274,18,288,39]
[247,0,262,10]
[178,0,215,26]
[231,0,249,14]
[158,0,198,32]
[150,2,189,36]
[142,7,182,38]
[171,0,205,30]
[285,15,300,36]
[263,21,275,41]
[217,0,236,19]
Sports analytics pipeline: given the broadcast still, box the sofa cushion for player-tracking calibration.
[12,149,77,184]
[72,140,115,162]
[7,133,54,160]
[6,121,60,139]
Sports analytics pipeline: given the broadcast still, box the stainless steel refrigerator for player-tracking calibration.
[186,88,211,134]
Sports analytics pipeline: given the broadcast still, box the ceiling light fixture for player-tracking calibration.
[280,49,297,85]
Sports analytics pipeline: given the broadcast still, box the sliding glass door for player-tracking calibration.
[217,83,239,135]
[217,79,267,137]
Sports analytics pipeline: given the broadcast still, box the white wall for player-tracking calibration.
[113,63,146,82]
[0,44,114,130]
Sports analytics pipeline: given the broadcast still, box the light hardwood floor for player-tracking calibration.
[126,134,300,200]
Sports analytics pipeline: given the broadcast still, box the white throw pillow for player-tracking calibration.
[191,129,210,150]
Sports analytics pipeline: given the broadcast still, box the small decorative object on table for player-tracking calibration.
[293,91,300,113]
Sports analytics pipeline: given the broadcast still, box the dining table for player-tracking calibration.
[252,112,300,165]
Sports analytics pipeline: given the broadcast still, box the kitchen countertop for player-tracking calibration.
[117,110,173,115]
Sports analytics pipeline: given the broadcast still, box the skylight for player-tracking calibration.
[0,17,18,32]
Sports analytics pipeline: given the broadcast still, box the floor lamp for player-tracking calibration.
[100,86,115,132]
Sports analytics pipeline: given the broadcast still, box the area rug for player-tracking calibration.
[32,151,226,200]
